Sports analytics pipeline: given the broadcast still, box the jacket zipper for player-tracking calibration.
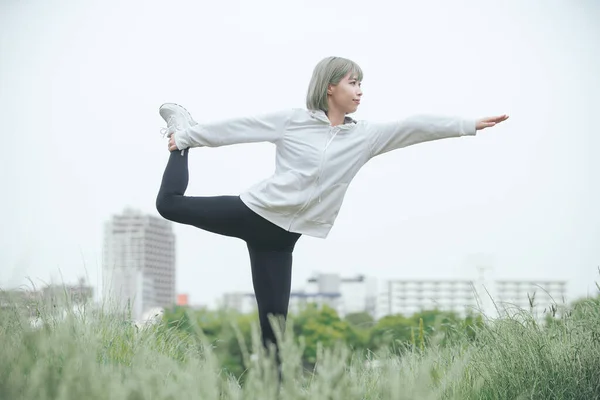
[317,127,339,203]
[287,126,339,230]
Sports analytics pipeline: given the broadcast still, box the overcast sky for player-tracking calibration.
[1,0,599,309]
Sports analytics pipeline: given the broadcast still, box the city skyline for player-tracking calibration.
[0,200,577,323]
[1,204,594,314]
[46,207,578,323]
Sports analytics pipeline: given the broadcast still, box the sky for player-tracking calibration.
[1,0,599,309]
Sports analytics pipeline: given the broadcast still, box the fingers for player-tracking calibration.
[478,114,509,129]
[478,122,497,130]
[487,114,509,123]
[168,136,178,151]
[476,114,510,131]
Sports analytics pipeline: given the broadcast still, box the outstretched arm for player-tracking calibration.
[366,114,508,158]
[171,109,293,150]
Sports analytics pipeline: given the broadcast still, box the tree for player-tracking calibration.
[368,313,414,355]
[368,309,483,354]
[291,303,361,366]
[345,312,375,329]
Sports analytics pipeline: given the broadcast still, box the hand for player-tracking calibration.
[476,114,509,130]
[168,134,179,151]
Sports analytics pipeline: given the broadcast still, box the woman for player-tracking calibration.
[155,56,508,360]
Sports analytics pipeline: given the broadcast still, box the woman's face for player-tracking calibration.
[328,72,363,114]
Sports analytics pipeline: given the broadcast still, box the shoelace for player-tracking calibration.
[159,116,177,138]
[159,115,185,155]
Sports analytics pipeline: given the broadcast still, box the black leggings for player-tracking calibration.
[155,149,301,358]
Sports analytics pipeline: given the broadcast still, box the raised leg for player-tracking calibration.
[157,146,302,381]
[155,149,249,239]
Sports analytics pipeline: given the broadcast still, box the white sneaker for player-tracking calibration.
[158,103,197,138]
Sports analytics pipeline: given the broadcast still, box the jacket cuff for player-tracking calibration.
[463,119,477,136]
[174,130,191,150]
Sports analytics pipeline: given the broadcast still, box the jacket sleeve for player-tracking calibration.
[174,109,293,149]
[366,115,477,158]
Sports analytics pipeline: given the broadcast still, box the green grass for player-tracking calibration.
[1,293,599,399]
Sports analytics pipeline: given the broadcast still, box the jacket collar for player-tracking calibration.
[308,109,357,128]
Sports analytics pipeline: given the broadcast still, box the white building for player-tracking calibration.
[377,278,568,320]
[219,291,343,316]
[102,207,176,321]
[288,291,343,315]
[219,292,256,314]
[219,273,377,318]
[494,280,568,317]
[306,273,378,317]
[377,279,479,319]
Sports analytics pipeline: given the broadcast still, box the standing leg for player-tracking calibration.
[155,149,250,238]
[247,246,294,364]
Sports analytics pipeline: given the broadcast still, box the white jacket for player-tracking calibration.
[174,108,477,238]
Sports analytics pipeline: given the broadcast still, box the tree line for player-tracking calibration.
[160,303,486,377]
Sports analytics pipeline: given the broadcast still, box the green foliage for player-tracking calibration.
[368,313,414,354]
[344,311,375,329]
[3,278,599,399]
[291,304,359,365]
[161,305,257,377]
[2,292,600,399]
[160,304,486,372]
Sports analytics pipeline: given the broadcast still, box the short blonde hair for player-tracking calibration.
[306,56,363,112]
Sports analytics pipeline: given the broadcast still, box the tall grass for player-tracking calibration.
[1,289,599,399]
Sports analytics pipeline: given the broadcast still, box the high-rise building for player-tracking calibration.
[102,207,176,321]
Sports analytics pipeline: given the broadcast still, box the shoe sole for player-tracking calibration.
[159,102,196,125]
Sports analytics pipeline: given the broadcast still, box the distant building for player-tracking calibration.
[495,280,568,317]
[377,278,568,320]
[102,207,176,321]
[40,277,94,306]
[219,291,255,314]
[220,273,378,318]
[288,291,342,314]
[377,279,479,319]
[306,273,378,317]
[0,278,94,319]
[177,293,189,306]
[219,290,343,316]
[0,288,40,317]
